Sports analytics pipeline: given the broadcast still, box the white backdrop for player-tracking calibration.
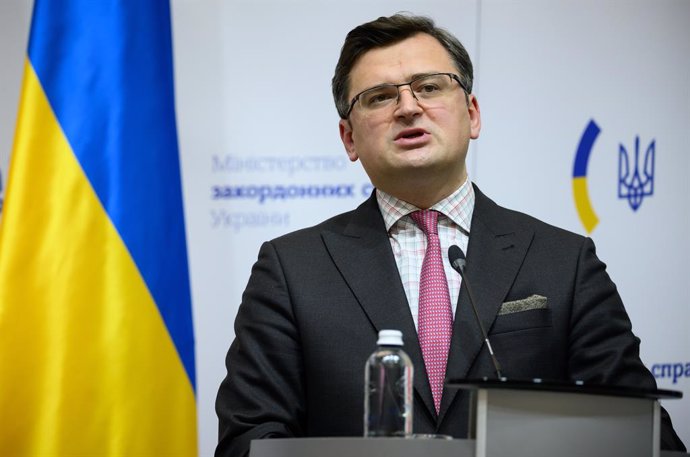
[474,1,690,443]
[1,1,688,455]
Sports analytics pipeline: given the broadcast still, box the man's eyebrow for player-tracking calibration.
[408,71,440,80]
[362,72,443,89]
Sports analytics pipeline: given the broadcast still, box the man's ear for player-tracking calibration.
[467,94,482,140]
[339,119,359,162]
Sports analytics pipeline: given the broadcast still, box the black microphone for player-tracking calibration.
[448,245,503,379]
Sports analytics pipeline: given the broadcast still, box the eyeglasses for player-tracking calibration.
[345,72,467,118]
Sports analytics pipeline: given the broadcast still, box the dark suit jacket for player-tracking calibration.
[216,186,685,456]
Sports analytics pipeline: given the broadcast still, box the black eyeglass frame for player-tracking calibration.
[344,72,468,118]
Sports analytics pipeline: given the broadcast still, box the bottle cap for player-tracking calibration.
[377,329,403,346]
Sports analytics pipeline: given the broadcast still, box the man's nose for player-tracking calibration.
[394,87,422,118]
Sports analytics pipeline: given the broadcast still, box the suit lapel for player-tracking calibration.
[438,186,534,424]
[321,194,437,418]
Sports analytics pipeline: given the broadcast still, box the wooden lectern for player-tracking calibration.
[451,378,682,457]
[249,379,684,457]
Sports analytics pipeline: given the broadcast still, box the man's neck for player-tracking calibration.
[379,173,468,209]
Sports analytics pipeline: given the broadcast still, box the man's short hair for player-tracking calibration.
[332,13,474,119]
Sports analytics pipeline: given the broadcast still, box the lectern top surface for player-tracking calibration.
[446,377,683,400]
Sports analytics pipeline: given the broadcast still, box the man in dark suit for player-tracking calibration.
[215,14,686,456]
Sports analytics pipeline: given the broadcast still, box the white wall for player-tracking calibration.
[474,0,690,438]
[0,0,32,215]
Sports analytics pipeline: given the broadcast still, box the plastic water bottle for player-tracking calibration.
[364,329,414,437]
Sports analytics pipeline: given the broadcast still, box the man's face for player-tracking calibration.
[339,33,481,204]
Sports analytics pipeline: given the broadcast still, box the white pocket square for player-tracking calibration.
[498,294,548,315]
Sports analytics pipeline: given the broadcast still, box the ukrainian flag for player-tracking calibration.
[0,1,197,455]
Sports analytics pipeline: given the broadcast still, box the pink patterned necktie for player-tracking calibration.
[411,210,453,414]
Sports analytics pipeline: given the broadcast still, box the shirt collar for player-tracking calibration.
[376,178,475,234]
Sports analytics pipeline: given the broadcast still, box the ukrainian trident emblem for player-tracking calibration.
[618,136,655,211]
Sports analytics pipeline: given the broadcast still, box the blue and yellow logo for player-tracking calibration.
[572,119,655,233]
[572,119,601,233]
